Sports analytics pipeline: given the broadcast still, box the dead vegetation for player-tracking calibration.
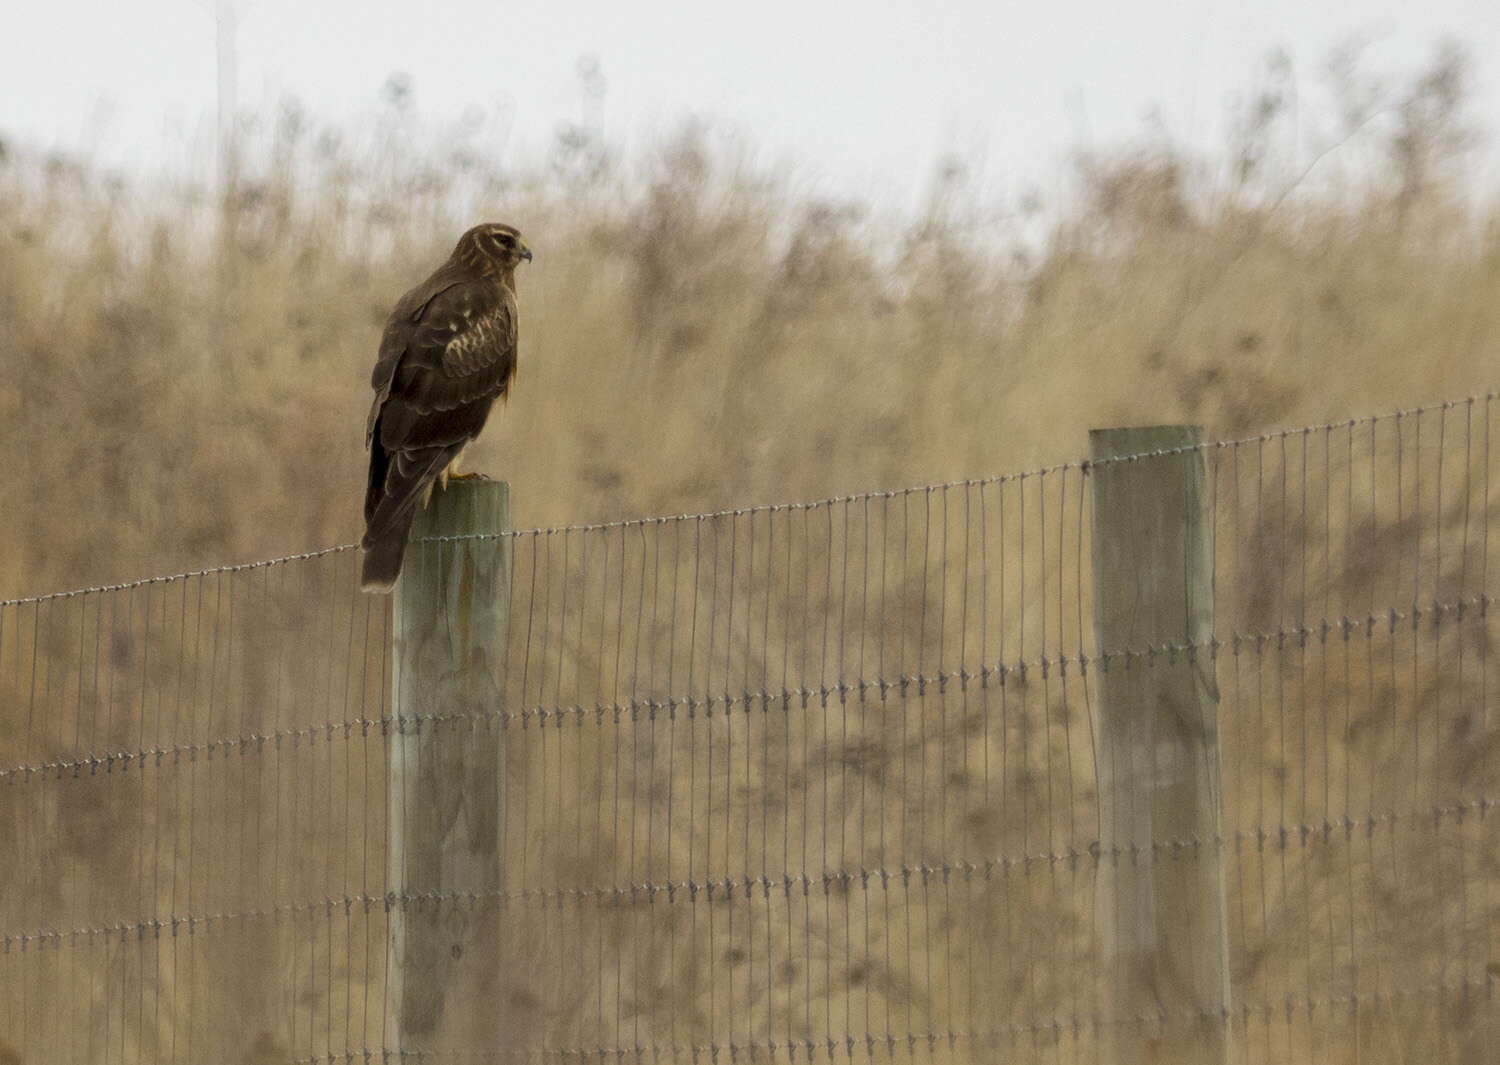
[0,38,1497,1065]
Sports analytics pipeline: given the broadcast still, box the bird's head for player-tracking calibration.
[454,222,533,276]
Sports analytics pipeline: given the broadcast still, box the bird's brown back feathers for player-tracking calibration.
[360,223,530,591]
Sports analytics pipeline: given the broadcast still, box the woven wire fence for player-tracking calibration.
[2,395,1497,1065]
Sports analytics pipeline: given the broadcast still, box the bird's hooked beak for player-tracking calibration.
[519,241,533,263]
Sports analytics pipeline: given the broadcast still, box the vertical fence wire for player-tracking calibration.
[1,396,1497,1064]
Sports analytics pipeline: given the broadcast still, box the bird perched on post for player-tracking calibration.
[360,222,532,592]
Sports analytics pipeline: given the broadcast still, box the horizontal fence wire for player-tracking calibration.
[1,393,1497,1065]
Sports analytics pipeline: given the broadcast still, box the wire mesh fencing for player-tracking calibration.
[1,394,1497,1065]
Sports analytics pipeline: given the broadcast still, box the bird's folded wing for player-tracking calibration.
[370,281,517,450]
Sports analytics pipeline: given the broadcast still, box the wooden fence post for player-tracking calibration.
[1089,427,1230,1064]
[386,479,511,1053]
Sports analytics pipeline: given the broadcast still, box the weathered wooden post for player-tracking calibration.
[386,479,511,1052]
[1089,427,1230,1064]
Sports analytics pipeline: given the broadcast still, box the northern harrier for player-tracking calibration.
[360,222,532,592]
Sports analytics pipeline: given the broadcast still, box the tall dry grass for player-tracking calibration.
[1,45,1496,600]
[1,38,1498,1065]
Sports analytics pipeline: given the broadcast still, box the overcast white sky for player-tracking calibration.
[2,0,1497,211]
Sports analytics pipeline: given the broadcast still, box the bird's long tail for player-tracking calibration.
[362,441,460,593]
[360,506,418,593]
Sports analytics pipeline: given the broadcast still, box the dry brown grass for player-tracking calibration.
[1,40,1498,1065]
[1,47,1496,600]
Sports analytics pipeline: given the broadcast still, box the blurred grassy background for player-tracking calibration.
[1,43,1496,601]
[1,37,1499,1065]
